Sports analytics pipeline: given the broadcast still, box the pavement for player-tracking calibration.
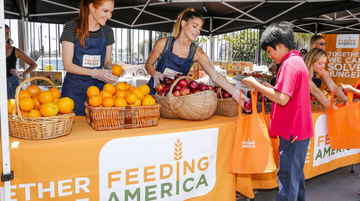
[238,164,360,201]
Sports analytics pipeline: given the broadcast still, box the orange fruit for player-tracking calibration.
[102,97,115,107]
[32,95,41,110]
[111,64,124,76]
[26,85,42,97]
[19,110,28,117]
[115,90,127,98]
[53,98,59,103]
[39,102,59,117]
[87,86,100,97]
[128,86,136,92]
[7,99,15,114]
[19,97,35,112]
[125,93,137,104]
[49,88,61,99]
[38,91,54,104]
[114,98,128,107]
[132,99,142,106]
[103,83,116,95]
[142,96,156,106]
[100,90,113,99]
[139,84,150,96]
[89,95,102,107]
[18,90,31,100]
[131,88,144,100]
[124,83,131,91]
[27,109,42,118]
[57,97,74,114]
[116,82,126,91]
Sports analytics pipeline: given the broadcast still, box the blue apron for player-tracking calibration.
[7,75,20,99]
[61,27,106,116]
[148,39,195,95]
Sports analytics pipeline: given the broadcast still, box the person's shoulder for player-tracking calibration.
[155,38,167,46]
[102,24,113,33]
[64,19,76,27]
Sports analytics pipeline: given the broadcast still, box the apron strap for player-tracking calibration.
[156,36,174,70]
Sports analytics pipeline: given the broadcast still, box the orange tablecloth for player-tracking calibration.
[236,111,360,198]
[0,115,237,201]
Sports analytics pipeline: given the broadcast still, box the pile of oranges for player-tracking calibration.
[87,82,156,107]
[7,85,74,117]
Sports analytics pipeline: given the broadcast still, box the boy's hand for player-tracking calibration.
[339,83,355,93]
[243,76,260,89]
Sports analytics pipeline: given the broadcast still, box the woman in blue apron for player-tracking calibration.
[60,0,119,116]
[5,24,37,99]
[145,8,249,107]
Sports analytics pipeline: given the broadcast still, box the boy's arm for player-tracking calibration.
[243,76,290,106]
[340,83,360,96]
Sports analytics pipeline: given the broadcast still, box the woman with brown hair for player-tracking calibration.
[145,8,248,106]
[60,0,119,116]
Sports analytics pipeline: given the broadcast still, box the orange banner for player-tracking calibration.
[323,34,360,85]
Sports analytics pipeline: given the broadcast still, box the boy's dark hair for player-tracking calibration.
[260,21,297,51]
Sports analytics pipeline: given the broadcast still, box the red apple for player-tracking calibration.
[217,93,221,99]
[189,81,199,91]
[174,73,183,80]
[243,72,248,76]
[213,86,219,93]
[164,77,173,85]
[208,85,214,90]
[178,79,188,87]
[174,85,182,92]
[222,91,231,99]
[162,83,166,88]
[155,84,164,92]
[163,85,170,93]
[244,101,252,112]
[173,90,180,97]
[199,85,209,91]
[159,91,165,97]
[180,87,190,96]
[194,90,201,93]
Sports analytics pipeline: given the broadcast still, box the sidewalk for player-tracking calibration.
[239,164,359,201]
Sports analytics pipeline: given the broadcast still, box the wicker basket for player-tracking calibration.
[311,97,342,111]
[165,76,217,121]
[8,76,75,140]
[215,87,238,117]
[155,94,179,119]
[85,102,161,131]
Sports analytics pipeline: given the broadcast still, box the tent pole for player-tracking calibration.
[209,16,214,86]
[0,0,14,199]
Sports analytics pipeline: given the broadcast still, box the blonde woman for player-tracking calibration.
[309,35,327,50]
[145,8,248,106]
[303,48,347,107]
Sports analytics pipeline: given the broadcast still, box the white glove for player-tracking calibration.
[233,89,251,112]
[91,68,119,84]
[153,72,167,87]
[10,69,23,79]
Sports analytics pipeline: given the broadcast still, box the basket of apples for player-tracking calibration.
[155,74,217,120]
[214,87,239,117]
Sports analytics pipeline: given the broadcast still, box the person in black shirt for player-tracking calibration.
[6,24,37,99]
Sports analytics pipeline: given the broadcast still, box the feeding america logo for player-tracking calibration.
[99,128,218,201]
[336,34,359,48]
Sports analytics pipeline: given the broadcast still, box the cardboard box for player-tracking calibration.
[240,61,254,71]
[187,70,199,80]
[190,62,200,71]
[198,70,208,78]
[20,71,64,86]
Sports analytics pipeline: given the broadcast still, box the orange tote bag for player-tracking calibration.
[326,82,360,149]
[229,86,276,174]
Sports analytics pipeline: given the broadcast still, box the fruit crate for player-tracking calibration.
[84,102,161,131]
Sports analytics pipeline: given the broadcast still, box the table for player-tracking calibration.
[0,115,237,201]
[1,112,359,200]
[236,111,360,198]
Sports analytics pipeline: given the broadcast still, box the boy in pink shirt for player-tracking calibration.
[243,21,313,201]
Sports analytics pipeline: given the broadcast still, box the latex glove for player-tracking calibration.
[233,89,251,112]
[153,72,167,87]
[10,69,23,79]
[91,68,119,84]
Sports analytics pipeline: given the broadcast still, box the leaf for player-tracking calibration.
[178,156,182,160]
[174,157,178,161]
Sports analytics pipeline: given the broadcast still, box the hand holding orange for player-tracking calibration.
[111,64,124,76]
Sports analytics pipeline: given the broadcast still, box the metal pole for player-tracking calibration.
[0,0,14,199]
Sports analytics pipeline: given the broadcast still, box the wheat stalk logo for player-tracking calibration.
[174,138,183,161]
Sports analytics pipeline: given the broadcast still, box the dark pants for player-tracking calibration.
[277,136,310,201]
[7,76,20,99]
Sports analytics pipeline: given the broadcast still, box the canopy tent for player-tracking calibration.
[4,0,360,35]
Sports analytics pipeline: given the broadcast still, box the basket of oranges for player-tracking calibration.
[84,82,161,131]
[8,76,75,140]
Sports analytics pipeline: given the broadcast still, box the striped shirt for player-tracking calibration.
[60,20,114,46]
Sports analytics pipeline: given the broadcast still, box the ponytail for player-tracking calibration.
[172,8,203,39]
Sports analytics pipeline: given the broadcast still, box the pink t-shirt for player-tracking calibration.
[269,50,313,141]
